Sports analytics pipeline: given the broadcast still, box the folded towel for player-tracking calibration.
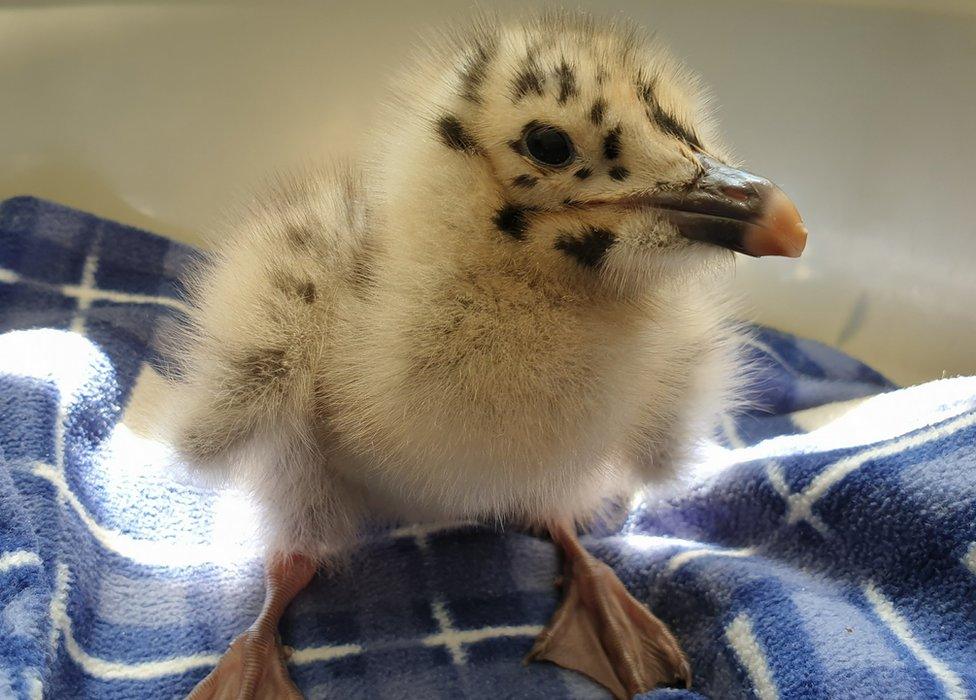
[1,195,973,699]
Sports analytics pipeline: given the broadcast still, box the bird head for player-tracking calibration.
[377,12,807,298]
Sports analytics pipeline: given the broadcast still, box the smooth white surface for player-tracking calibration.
[2,0,974,384]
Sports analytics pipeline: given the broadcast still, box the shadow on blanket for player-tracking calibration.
[1,196,974,699]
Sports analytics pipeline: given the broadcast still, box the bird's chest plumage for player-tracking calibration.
[322,271,688,521]
[398,272,642,438]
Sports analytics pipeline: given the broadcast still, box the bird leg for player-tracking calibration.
[188,553,317,700]
[525,522,691,699]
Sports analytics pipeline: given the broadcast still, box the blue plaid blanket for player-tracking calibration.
[1,195,975,699]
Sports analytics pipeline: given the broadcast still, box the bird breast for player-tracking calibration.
[319,264,718,523]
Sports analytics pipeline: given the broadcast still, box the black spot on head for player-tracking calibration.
[649,102,702,150]
[494,204,532,240]
[638,80,702,149]
[608,165,630,181]
[574,167,592,180]
[511,174,538,189]
[459,42,493,104]
[555,228,616,269]
[510,55,545,102]
[437,114,480,154]
[296,281,316,304]
[555,60,578,104]
[271,270,317,304]
[286,224,313,249]
[589,98,606,126]
[603,126,622,160]
[637,79,655,105]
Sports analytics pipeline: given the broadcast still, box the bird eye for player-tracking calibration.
[522,125,575,167]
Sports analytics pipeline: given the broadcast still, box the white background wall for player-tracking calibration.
[2,0,974,385]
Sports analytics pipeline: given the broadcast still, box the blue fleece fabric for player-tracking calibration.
[1,195,974,699]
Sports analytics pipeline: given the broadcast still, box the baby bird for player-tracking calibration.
[168,11,806,700]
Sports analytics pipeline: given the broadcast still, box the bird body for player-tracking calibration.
[169,12,806,698]
[170,158,741,554]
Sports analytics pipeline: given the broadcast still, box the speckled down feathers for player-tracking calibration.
[163,11,747,561]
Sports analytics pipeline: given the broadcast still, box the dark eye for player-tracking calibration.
[522,124,575,167]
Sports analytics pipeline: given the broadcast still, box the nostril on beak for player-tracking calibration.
[720,185,752,202]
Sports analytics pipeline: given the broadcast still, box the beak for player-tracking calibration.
[644,155,808,257]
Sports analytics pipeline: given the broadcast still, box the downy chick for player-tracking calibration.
[168,11,807,700]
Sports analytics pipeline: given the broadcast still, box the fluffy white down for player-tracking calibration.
[162,12,748,560]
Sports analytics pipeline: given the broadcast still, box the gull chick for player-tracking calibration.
[167,11,807,699]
